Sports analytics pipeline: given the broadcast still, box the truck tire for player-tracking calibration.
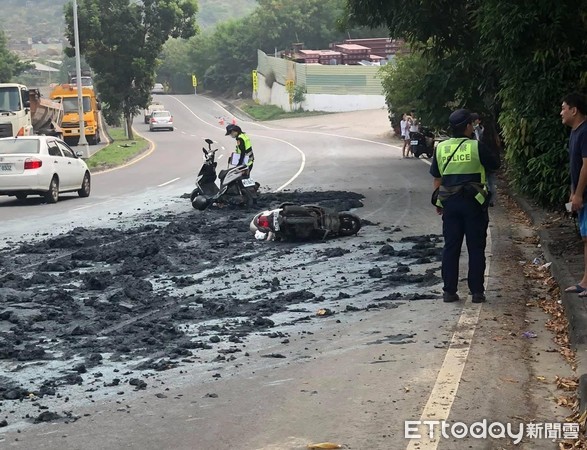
[44,176,59,204]
[78,172,91,197]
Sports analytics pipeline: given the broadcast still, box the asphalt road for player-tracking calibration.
[0,95,575,450]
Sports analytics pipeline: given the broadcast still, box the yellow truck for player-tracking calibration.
[49,84,101,145]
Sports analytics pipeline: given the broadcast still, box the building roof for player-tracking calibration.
[335,44,370,51]
[32,62,60,72]
[299,50,321,55]
[317,50,341,56]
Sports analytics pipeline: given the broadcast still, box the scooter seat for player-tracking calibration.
[218,169,229,181]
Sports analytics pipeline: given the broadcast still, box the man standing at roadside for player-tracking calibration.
[561,93,587,296]
[430,109,500,303]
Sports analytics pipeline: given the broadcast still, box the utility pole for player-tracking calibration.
[73,0,89,158]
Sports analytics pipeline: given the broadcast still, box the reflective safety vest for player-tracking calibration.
[236,133,254,167]
[435,138,487,206]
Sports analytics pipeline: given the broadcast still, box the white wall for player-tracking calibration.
[256,73,386,113]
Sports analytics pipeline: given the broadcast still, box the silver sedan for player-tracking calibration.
[149,110,174,131]
[0,135,91,203]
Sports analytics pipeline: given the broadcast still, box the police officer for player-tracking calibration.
[430,109,500,303]
[225,124,254,175]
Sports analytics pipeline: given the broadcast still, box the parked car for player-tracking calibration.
[144,102,165,124]
[151,83,165,94]
[149,110,174,131]
[0,136,91,203]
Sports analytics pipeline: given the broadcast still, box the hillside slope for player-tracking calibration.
[1,0,257,44]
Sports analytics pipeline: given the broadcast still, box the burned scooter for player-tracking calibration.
[249,203,362,241]
[190,138,260,210]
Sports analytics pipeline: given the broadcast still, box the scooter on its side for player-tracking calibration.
[250,203,362,241]
[190,138,260,210]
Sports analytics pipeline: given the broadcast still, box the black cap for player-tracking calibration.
[225,124,242,135]
[449,109,472,127]
[470,112,480,122]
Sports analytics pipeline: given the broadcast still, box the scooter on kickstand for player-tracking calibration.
[409,126,436,158]
[190,138,260,210]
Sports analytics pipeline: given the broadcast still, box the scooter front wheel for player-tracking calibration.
[190,187,202,203]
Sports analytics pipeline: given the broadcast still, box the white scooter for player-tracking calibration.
[191,138,260,210]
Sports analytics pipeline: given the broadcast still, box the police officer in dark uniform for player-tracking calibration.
[430,109,500,303]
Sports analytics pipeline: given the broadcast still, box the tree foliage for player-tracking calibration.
[0,29,33,82]
[345,0,587,208]
[157,0,388,95]
[64,0,198,138]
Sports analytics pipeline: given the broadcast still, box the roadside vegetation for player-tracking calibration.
[85,128,148,172]
[156,0,387,96]
[242,102,331,121]
[344,0,587,209]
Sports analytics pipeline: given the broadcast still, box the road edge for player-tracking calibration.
[509,189,587,411]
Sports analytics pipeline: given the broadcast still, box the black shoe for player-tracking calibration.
[443,292,460,303]
[472,293,486,303]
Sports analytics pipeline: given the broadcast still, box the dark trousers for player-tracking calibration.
[441,194,489,295]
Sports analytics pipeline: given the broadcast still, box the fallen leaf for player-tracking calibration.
[500,377,519,384]
[307,443,342,449]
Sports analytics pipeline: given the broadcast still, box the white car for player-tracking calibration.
[0,136,91,203]
[149,110,174,131]
[151,83,165,94]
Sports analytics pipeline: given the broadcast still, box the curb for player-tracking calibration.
[510,191,587,411]
[217,97,257,122]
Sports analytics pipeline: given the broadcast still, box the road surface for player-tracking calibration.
[0,95,575,450]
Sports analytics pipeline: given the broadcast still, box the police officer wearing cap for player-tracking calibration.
[430,109,500,303]
[225,124,255,175]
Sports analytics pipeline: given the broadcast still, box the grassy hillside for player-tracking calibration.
[1,0,257,44]
[2,0,68,43]
[198,0,257,28]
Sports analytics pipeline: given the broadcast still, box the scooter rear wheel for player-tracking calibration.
[338,213,361,236]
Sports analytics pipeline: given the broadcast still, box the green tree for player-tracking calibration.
[476,0,587,206]
[64,0,199,138]
[345,0,587,208]
[161,0,388,95]
[156,38,194,94]
[0,29,33,82]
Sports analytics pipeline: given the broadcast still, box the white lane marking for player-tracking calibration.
[264,378,295,387]
[72,200,114,211]
[405,228,492,450]
[158,177,180,187]
[171,97,307,191]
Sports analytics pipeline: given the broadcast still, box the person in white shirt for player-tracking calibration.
[400,113,410,158]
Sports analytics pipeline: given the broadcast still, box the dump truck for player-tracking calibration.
[0,83,64,138]
[50,83,101,145]
[144,102,165,124]
[69,70,94,91]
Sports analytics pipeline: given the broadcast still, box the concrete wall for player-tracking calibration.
[256,50,386,112]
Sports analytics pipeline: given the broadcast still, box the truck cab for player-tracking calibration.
[50,84,101,145]
[0,84,63,138]
[0,84,32,137]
